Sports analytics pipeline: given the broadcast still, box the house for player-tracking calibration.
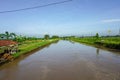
[0,40,18,55]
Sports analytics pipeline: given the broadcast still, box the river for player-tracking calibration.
[0,40,120,80]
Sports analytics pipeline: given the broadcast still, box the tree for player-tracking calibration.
[94,33,100,42]
[15,35,26,43]
[0,34,5,40]
[4,31,17,40]
[10,33,16,38]
[44,34,50,40]
[0,32,17,40]
[51,35,59,39]
[5,31,9,39]
[95,33,99,39]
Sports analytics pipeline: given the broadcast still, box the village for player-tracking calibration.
[0,31,59,64]
[0,40,18,63]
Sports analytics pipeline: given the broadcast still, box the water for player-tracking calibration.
[0,40,120,80]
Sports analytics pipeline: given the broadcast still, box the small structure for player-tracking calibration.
[0,40,18,54]
[0,40,18,63]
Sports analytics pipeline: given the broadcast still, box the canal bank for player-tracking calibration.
[69,38,120,51]
[0,39,59,65]
[0,40,120,80]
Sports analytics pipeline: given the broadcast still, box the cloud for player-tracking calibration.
[102,19,120,23]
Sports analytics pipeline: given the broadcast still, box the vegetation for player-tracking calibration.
[12,39,58,58]
[44,34,50,40]
[51,35,59,39]
[69,34,120,50]
[95,33,99,39]
[0,31,16,40]
[0,31,59,64]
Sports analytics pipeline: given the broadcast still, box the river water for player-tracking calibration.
[0,40,120,80]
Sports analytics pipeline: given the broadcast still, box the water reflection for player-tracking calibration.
[0,40,120,80]
[0,42,57,69]
[69,40,75,44]
[96,48,100,56]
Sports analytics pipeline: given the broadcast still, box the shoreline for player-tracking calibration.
[0,39,59,66]
[69,39,120,52]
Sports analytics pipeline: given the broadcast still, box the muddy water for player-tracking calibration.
[0,40,120,80]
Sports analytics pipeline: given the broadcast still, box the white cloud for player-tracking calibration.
[102,19,120,23]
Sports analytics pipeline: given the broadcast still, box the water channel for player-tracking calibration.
[0,40,120,80]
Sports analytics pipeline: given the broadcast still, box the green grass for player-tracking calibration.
[70,37,120,50]
[12,39,58,58]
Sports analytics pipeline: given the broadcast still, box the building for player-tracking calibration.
[0,40,18,55]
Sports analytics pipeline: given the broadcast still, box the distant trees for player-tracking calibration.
[44,35,60,39]
[0,34,5,39]
[51,35,59,39]
[15,35,25,43]
[0,31,17,40]
[94,33,101,42]
[95,33,99,39]
[0,31,60,43]
[0,31,28,43]
[10,32,17,40]
[44,34,50,40]
[5,31,10,39]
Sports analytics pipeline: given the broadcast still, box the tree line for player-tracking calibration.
[0,31,59,42]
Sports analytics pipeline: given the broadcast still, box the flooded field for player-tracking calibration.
[0,40,120,80]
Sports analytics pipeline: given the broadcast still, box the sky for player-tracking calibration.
[0,0,120,37]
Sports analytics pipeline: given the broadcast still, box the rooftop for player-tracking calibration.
[0,40,17,47]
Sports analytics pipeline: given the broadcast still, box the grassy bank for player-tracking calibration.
[12,39,58,58]
[70,37,120,50]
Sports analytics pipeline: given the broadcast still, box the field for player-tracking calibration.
[12,39,58,58]
[70,37,120,50]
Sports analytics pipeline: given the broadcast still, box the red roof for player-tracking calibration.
[0,40,17,47]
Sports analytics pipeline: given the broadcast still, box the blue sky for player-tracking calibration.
[0,0,120,36]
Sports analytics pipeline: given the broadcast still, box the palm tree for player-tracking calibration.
[4,31,17,40]
[0,32,17,40]
[5,31,10,39]
[10,33,17,40]
[0,34,5,40]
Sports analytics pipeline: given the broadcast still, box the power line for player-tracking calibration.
[0,0,72,14]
